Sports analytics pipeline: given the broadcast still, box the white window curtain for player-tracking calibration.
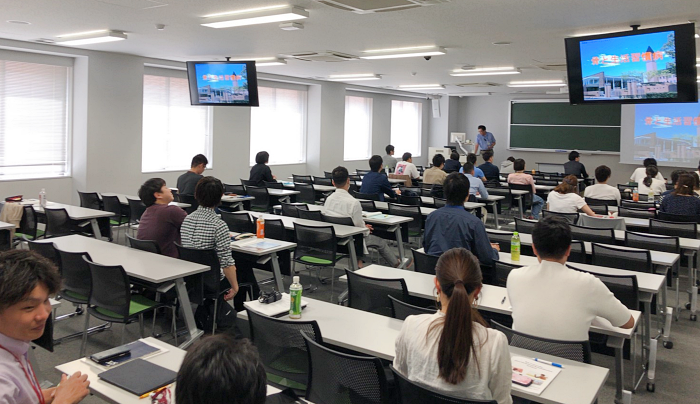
[250,86,307,166]
[0,60,71,180]
[142,74,212,172]
[390,100,423,157]
[344,95,373,161]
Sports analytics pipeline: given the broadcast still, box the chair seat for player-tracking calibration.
[408,230,422,237]
[14,229,45,240]
[251,206,268,212]
[297,255,340,265]
[92,294,161,321]
[61,289,88,303]
[110,218,129,226]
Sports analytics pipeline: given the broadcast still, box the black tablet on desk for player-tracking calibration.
[98,359,176,396]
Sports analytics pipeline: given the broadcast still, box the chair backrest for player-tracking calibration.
[537,179,559,186]
[494,260,522,287]
[568,266,640,310]
[295,183,317,205]
[177,194,198,214]
[618,206,656,219]
[621,200,656,209]
[246,186,271,212]
[390,365,497,404]
[101,195,123,218]
[84,258,131,321]
[78,191,101,210]
[27,241,58,265]
[125,234,162,254]
[224,184,246,195]
[591,243,652,273]
[625,231,680,254]
[587,204,609,215]
[126,198,148,222]
[221,211,254,233]
[485,230,512,253]
[324,171,333,179]
[264,219,287,241]
[585,197,617,207]
[388,203,422,235]
[44,208,72,238]
[322,213,354,226]
[491,321,591,363]
[649,218,697,239]
[313,176,333,186]
[514,217,537,234]
[293,174,313,184]
[55,248,92,302]
[175,244,222,301]
[568,240,586,264]
[356,169,371,176]
[411,248,439,274]
[293,223,339,266]
[352,191,379,201]
[301,331,388,404]
[397,195,422,206]
[264,181,284,189]
[241,179,257,186]
[298,209,325,222]
[281,203,307,218]
[247,309,322,388]
[345,269,408,317]
[388,296,435,320]
[658,211,699,223]
[359,200,378,212]
[433,198,447,208]
[509,183,533,195]
[17,205,38,239]
[570,224,615,244]
[542,209,579,224]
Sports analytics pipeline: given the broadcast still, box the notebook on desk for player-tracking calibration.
[98,359,176,396]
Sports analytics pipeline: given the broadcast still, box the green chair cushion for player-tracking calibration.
[408,230,422,237]
[110,218,129,226]
[94,294,159,319]
[299,256,333,265]
[62,290,88,301]
[15,229,45,240]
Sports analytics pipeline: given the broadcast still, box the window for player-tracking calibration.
[142,73,212,172]
[0,60,71,180]
[250,85,307,165]
[390,100,423,157]
[344,95,373,161]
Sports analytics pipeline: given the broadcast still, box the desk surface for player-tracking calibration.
[0,221,14,231]
[230,237,297,256]
[279,181,336,193]
[35,235,208,283]
[100,193,190,209]
[420,196,485,209]
[21,200,114,220]
[243,211,369,237]
[295,204,413,226]
[220,194,256,203]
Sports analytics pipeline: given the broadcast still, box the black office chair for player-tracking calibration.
[514,217,537,234]
[658,212,699,223]
[281,202,307,217]
[264,181,284,189]
[221,211,254,233]
[360,200,378,212]
[324,171,333,179]
[618,206,657,219]
[293,223,345,294]
[649,218,696,239]
[247,186,272,213]
[591,243,653,274]
[295,183,317,205]
[0,230,10,251]
[485,229,512,253]
[15,205,43,241]
[27,240,58,265]
[44,208,74,238]
[570,224,615,245]
[398,195,422,206]
[569,240,587,264]
[264,218,288,241]
[621,200,656,210]
[313,176,333,186]
[246,308,323,392]
[126,198,147,234]
[388,296,435,320]
[177,194,198,214]
[351,191,379,201]
[411,248,439,274]
[224,184,247,195]
[491,320,592,363]
[390,365,497,404]
[293,174,313,184]
[125,234,161,254]
[494,260,521,287]
[433,198,447,208]
[587,204,610,215]
[241,179,257,187]
[542,209,579,224]
[586,197,618,207]
[298,209,324,222]
[102,195,128,242]
[77,191,102,210]
[388,203,423,246]
[345,269,408,317]
[509,183,534,217]
[569,266,640,311]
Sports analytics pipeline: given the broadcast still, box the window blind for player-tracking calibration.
[344,95,373,161]
[390,100,423,157]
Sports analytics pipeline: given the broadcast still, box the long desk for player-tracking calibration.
[239,298,610,404]
[279,180,336,193]
[230,237,297,292]
[36,235,208,348]
[220,194,256,210]
[0,221,14,231]
[101,192,190,209]
[21,200,114,239]
[420,195,505,228]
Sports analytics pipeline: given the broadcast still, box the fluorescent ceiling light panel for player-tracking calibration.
[451,70,521,77]
[56,30,126,45]
[451,92,492,96]
[399,84,445,90]
[360,46,445,60]
[202,6,308,28]
[328,74,380,81]
[255,58,286,66]
[507,80,566,88]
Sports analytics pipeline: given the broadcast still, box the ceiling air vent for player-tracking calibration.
[532,58,568,71]
[456,82,502,87]
[283,51,358,62]
[315,0,449,14]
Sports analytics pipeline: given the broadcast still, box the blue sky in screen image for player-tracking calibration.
[580,31,674,77]
[195,63,247,89]
[634,103,700,139]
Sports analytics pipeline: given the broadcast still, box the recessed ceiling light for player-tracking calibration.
[399,84,445,90]
[201,6,308,29]
[508,80,566,87]
[56,30,127,46]
[328,74,381,81]
[492,41,512,46]
[57,29,110,38]
[6,20,30,25]
[203,5,288,18]
[451,67,521,77]
[360,46,446,60]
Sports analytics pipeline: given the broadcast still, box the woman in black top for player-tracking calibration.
[249,151,275,186]
[660,173,700,216]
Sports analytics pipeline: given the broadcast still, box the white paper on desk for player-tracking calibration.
[362,211,383,218]
[510,356,561,396]
[234,239,281,252]
[244,293,308,317]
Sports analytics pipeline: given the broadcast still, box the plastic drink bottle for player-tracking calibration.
[289,276,302,319]
[39,188,47,208]
[648,190,655,202]
[632,189,639,202]
[256,216,265,238]
[511,232,521,261]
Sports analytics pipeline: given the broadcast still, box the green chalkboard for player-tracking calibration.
[509,101,621,152]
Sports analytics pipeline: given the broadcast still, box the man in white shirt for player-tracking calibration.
[630,158,664,184]
[324,166,401,268]
[507,216,634,341]
[584,165,621,205]
[395,152,421,179]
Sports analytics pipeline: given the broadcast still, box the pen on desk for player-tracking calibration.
[139,385,170,399]
[501,296,506,305]
[533,358,564,368]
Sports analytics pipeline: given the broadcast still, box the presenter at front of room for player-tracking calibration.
[475,125,496,155]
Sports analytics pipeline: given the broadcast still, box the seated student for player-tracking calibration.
[0,250,90,404]
[630,158,664,184]
[248,151,276,186]
[477,150,500,182]
[360,155,400,201]
[394,248,512,404]
[507,217,634,341]
[181,176,257,312]
[637,165,666,196]
[325,166,401,268]
[583,165,621,206]
[563,150,588,179]
[395,152,421,179]
[659,169,688,204]
[660,173,700,216]
[500,156,515,174]
[463,163,489,199]
[507,159,544,219]
[384,145,398,172]
[137,178,187,258]
[423,173,499,265]
[177,154,208,195]
[423,154,448,185]
[459,153,486,181]
[443,151,462,173]
[546,175,595,216]
[176,335,266,404]
[696,161,700,180]
[692,172,700,197]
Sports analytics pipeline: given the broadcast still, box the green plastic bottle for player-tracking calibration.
[511,232,521,262]
[289,276,302,319]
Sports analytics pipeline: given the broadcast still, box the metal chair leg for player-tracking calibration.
[79,312,90,357]
[139,314,145,338]
[212,300,218,335]
[121,323,126,345]
[171,307,178,346]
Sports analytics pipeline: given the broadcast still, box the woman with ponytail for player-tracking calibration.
[637,165,666,197]
[393,248,512,403]
[660,173,700,215]
[546,175,596,216]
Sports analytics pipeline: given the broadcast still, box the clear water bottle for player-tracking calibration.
[511,232,521,262]
[289,276,302,319]
[39,188,47,208]
[648,190,655,202]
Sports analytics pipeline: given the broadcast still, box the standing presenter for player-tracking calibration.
[474,125,496,155]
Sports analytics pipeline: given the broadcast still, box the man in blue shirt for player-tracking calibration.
[459,153,486,181]
[478,150,500,182]
[423,173,499,266]
[360,155,400,201]
[474,125,496,154]
[463,162,489,198]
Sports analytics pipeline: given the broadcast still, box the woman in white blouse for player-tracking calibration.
[546,175,595,216]
[393,248,512,404]
[637,165,666,196]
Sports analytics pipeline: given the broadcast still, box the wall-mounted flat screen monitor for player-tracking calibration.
[565,23,698,105]
[186,61,259,106]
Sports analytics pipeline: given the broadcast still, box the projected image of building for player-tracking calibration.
[634,115,700,163]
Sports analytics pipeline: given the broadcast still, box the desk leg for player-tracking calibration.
[657,271,673,348]
[643,300,656,392]
[174,277,204,349]
[347,237,359,271]
[687,251,697,321]
[515,196,524,219]
[89,219,103,239]
[392,225,407,269]
[608,336,631,404]
[270,252,285,292]
[490,201,501,229]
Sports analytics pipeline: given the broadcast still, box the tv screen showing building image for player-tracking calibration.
[186,61,259,106]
